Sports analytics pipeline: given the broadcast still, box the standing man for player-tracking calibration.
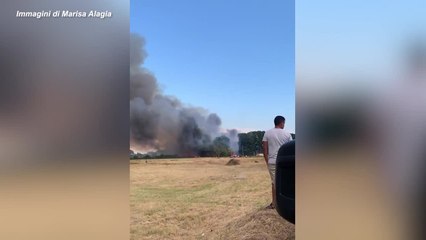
[262,115,293,209]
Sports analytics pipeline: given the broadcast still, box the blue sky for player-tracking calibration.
[131,0,295,133]
[297,0,426,89]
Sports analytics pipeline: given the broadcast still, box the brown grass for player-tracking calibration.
[130,157,294,240]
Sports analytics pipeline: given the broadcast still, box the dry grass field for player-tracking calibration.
[130,157,295,240]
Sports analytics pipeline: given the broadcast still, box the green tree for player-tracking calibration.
[238,131,265,156]
[212,136,231,157]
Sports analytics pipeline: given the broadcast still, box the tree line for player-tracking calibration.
[130,135,233,159]
[130,131,295,159]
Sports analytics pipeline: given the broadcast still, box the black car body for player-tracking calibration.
[275,140,295,224]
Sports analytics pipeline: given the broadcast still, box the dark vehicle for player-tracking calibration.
[275,140,295,224]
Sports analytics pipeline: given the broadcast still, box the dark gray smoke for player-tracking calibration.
[130,34,238,155]
[226,129,239,153]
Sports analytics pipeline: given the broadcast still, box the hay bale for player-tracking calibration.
[226,159,240,166]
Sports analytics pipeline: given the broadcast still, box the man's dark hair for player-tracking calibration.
[274,116,285,126]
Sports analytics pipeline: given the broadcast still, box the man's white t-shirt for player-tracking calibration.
[262,128,293,164]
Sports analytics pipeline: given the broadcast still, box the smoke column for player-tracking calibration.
[130,34,237,155]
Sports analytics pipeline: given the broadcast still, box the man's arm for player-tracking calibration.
[262,141,268,164]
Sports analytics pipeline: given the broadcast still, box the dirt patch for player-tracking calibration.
[217,208,295,240]
[226,159,241,166]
